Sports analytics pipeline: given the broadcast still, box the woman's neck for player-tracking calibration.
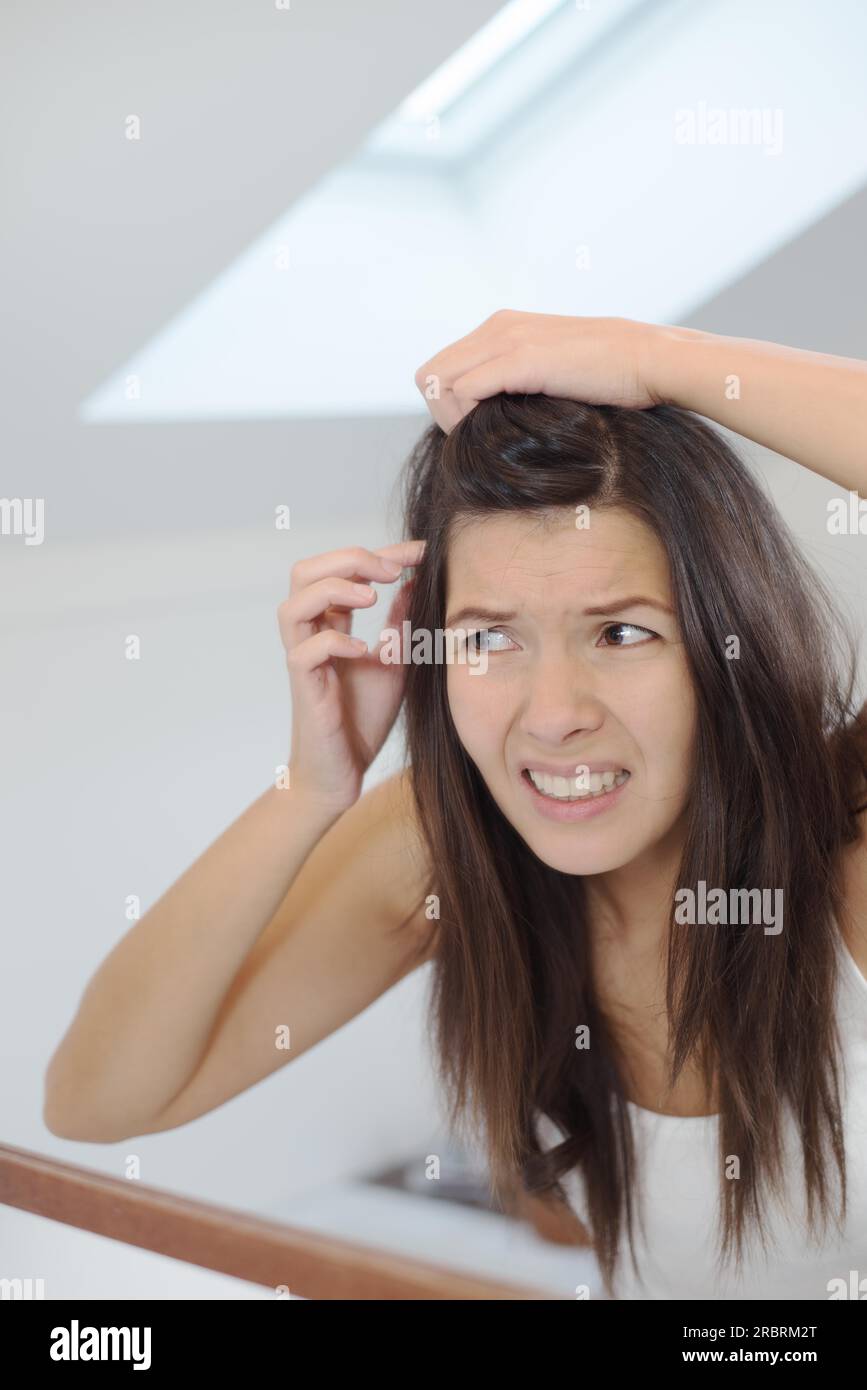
[583,827,686,959]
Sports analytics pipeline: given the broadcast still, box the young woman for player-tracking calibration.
[45,313,867,1301]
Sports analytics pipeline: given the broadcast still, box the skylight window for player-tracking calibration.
[78,0,867,423]
[364,0,650,162]
[397,0,565,124]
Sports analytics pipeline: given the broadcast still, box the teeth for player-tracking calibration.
[526,769,630,801]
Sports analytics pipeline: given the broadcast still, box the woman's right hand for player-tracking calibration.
[277,539,426,814]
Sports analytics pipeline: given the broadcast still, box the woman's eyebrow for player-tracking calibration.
[445,596,674,626]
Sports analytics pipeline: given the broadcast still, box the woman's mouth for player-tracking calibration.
[519,767,631,822]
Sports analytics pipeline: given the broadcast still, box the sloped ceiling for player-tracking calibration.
[3,0,866,539]
[2,0,503,432]
[78,0,867,422]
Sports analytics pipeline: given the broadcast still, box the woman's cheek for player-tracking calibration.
[651,689,698,797]
[446,670,478,741]
[447,669,502,758]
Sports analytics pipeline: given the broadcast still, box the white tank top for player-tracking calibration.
[535,934,867,1299]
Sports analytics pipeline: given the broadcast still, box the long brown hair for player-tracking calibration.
[391,393,867,1296]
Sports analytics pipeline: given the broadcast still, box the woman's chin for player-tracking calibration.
[530,841,638,876]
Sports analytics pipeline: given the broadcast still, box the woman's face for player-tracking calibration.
[444,506,697,876]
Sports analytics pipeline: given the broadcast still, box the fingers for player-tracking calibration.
[451,349,546,413]
[284,625,370,676]
[422,353,530,432]
[288,540,425,591]
[414,310,525,430]
[369,539,427,570]
[277,541,426,663]
[280,576,377,638]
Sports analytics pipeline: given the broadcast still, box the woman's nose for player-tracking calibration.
[517,656,605,744]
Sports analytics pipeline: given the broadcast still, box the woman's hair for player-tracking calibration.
[391,393,867,1297]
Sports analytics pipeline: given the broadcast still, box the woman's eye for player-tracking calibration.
[463,625,655,652]
[599,622,655,648]
[466,628,512,653]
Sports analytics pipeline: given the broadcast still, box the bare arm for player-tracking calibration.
[43,769,435,1142]
[644,323,867,494]
[413,307,867,494]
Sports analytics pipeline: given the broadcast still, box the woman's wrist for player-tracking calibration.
[639,320,867,490]
[273,769,358,831]
[640,320,712,409]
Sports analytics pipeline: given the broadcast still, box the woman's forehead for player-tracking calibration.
[445,508,670,592]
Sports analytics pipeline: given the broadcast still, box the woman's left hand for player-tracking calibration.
[413,310,663,433]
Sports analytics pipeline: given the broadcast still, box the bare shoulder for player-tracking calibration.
[356,766,438,946]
